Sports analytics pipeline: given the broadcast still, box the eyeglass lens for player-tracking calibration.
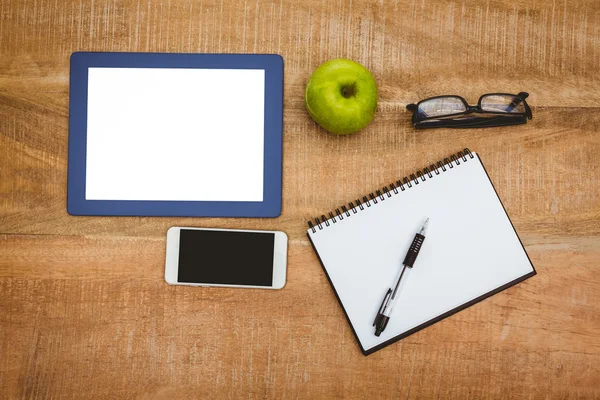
[480,94,525,114]
[418,96,467,118]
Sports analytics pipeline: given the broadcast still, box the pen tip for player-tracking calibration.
[420,218,429,235]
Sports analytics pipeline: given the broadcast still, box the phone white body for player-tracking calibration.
[165,227,288,289]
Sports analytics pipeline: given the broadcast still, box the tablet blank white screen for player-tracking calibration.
[85,67,265,202]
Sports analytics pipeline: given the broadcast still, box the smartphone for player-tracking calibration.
[165,227,288,289]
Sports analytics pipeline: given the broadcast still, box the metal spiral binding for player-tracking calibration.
[307,148,474,233]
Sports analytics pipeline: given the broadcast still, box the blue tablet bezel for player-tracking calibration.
[67,52,283,217]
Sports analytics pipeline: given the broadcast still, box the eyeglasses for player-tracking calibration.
[406,92,532,129]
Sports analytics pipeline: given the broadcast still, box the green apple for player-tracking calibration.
[305,59,378,135]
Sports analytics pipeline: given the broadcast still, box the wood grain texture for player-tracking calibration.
[1,0,600,398]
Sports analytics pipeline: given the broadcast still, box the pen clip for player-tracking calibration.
[373,288,392,326]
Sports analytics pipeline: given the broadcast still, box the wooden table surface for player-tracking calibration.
[1,0,600,398]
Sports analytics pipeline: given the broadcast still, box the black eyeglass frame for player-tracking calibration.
[406,92,532,129]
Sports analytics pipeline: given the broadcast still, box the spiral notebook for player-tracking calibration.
[306,149,536,355]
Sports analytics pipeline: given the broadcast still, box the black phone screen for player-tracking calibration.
[177,229,275,286]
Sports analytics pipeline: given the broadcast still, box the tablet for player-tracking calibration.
[67,52,283,217]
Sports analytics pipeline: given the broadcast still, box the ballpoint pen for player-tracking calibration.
[373,218,429,337]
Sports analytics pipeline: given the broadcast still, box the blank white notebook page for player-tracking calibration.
[85,67,265,201]
[307,153,534,353]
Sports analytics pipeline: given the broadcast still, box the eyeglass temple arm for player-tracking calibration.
[406,104,424,124]
[415,115,527,129]
[505,92,532,119]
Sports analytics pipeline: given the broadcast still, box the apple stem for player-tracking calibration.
[341,83,357,98]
